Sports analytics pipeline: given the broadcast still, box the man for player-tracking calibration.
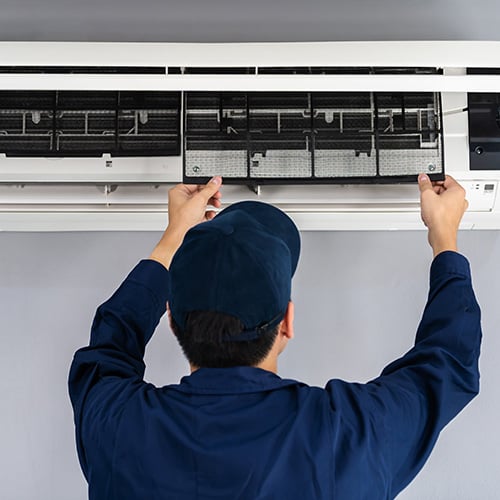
[69,174,481,499]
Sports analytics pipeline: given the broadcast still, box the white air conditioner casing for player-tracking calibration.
[0,41,499,231]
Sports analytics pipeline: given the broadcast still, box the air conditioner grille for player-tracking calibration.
[0,91,181,157]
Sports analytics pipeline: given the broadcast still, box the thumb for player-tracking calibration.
[198,175,222,201]
[418,173,433,194]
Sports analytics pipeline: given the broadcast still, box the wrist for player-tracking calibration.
[149,225,189,270]
[429,231,458,258]
[432,245,458,258]
[162,223,190,244]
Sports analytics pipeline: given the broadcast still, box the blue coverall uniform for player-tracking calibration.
[69,251,481,499]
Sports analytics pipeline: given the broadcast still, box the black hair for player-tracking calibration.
[170,310,280,368]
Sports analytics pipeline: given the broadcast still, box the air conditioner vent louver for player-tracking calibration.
[257,67,442,75]
[168,66,442,75]
[0,90,181,157]
[169,67,255,75]
[0,66,166,74]
[184,91,444,184]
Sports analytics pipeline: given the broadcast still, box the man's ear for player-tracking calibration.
[280,301,294,340]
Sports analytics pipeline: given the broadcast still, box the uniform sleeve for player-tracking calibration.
[326,251,482,498]
[68,259,170,481]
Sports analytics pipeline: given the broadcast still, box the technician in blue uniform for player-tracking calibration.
[69,174,481,500]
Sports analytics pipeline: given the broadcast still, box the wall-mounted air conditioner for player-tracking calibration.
[0,41,499,231]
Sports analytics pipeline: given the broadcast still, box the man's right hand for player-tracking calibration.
[418,174,468,257]
[149,176,223,270]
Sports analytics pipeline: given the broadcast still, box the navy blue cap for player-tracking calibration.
[169,201,301,341]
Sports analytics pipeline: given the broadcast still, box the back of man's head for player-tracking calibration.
[169,201,301,368]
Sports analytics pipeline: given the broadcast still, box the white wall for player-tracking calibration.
[1,0,500,42]
[0,229,499,499]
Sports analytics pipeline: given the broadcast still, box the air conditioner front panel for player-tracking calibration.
[0,41,500,231]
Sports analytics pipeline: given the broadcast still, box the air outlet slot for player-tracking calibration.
[169,66,441,76]
[0,66,166,74]
[257,67,442,75]
[169,67,255,74]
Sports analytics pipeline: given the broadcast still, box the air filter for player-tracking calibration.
[183,91,444,184]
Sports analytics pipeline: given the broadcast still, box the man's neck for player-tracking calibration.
[189,357,278,374]
[255,357,278,374]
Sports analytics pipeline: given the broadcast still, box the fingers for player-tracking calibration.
[442,174,461,190]
[198,176,223,202]
[433,184,445,195]
[207,196,222,209]
[419,174,464,196]
[179,184,202,195]
[208,190,222,206]
[418,173,434,194]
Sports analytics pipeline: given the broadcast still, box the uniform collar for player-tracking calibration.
[170,366,302,395]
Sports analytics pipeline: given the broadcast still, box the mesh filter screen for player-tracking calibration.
[250,150,312,178]
[184,91,444,184]
[315,150,377,178]
[185,150,247,178]
[379,149,441,176]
